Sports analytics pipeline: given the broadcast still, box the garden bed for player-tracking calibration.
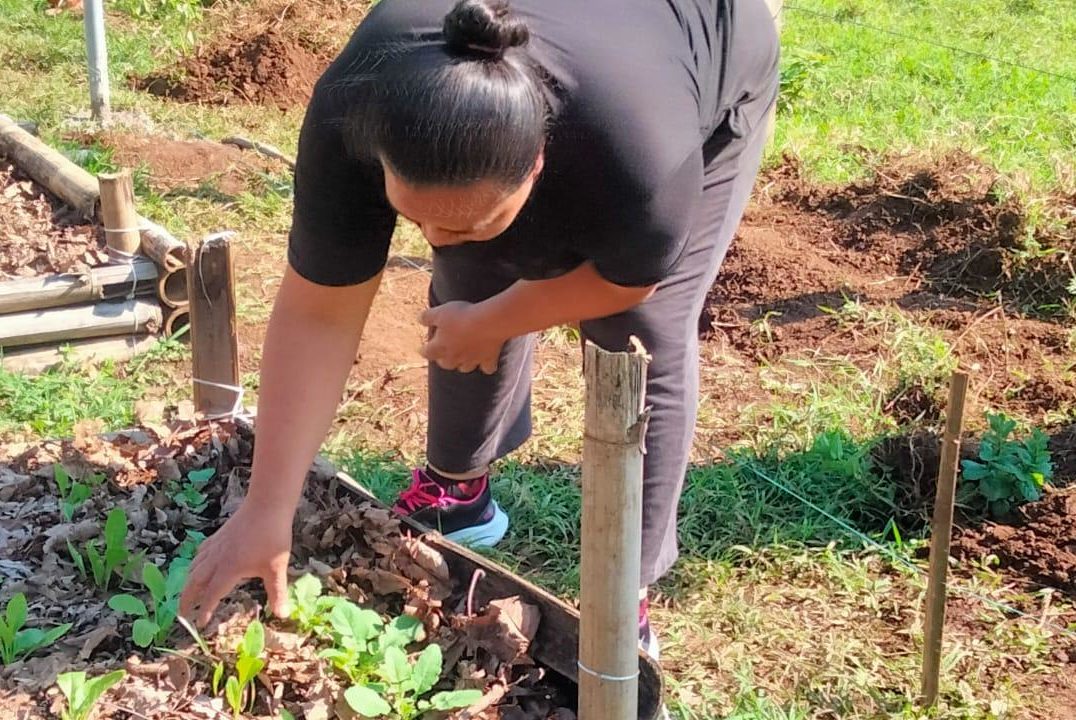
[0,418,661,719]
[0,157,106,280]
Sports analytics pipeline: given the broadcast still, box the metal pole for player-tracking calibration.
[83,0,112,124]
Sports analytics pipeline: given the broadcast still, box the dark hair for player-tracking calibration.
[344,0,548,188]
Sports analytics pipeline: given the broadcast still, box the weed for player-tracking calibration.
[344,644,482,720]
[56,669,126,720]
[67,507,133,591]
[108,560,187,647]
[53,464,103,522]
[224,620,266,718]
[0,593,72,665]
[960,413,1053,517]
[176,530,207,561]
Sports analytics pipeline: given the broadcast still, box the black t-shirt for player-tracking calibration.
[288,0,779,288]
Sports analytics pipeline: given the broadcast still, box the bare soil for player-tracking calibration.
[76,131,283,195]
[0,158,106,280]
[0,421,573,719]
[704,153,1076,424]
[133,0,374,109]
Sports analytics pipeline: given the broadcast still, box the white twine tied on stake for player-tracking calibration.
[102,220,150,300]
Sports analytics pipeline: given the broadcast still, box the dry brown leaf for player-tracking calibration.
[76,623,117,660]
[455,596,540,668]
[265,628,306,653]
[400,537,451,583]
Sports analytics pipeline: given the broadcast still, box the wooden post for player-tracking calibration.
[82,0,111,123]
[578,338,650,720]
[0,259,157,315]
[188,233,240,417]
[919,371,970,707]
[98,170,140,255]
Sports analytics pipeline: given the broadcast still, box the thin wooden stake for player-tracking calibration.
[188,234,240,417]
[920,370,970,707]
[578,338,650,720]
[98,170,140,255]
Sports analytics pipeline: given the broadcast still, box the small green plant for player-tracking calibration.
[107,560,188,648]
[224,619,266,718]
[344,644,482,720]
[961,413,1054,517]
[288,574,424,682]
[67,507,131,590]
[0,593,72,665]
[176,530,207,561]
[57,669,126,720]
[172,468,215,514]
[53,465,103,522]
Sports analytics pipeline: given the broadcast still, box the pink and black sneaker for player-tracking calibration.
[392,468,510,547]
[639,596,660,662]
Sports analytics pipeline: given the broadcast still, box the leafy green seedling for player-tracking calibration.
[0,593,72,665]
[67,507,131,590]
[172,468,215,514]
[224,619,266,718]
[53,465,102,522]
[319,600,385,682]
[57,669,126,720]
[961,413,1054,517]
[345,644,482,720]
[176,530,207,561]
[108,560,188,647]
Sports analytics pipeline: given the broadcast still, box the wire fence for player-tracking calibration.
[783,2,1076,84]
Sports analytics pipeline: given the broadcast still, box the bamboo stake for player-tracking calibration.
[188,233,240,416]
[0,259,158,315]
[82,0,112,124]
[2,334,156,374]
[919,371,970,707]
[0,298,162,349]
[98,170,140,255]
[157,265,189,308]
[0,114,99,219]
[578,338,650,720]
[140,218,188,272]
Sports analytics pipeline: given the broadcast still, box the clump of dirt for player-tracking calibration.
[73,131,282,195]
[0,159,106,279]
[133,0,373,108]
[952,487,1076,594]
[774,152,1076,311]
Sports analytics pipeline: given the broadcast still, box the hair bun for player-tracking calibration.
[443,0,529,60]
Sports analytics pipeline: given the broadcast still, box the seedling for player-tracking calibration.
[176,530,207,561]
[171,468,215,514]
[224,619,266,718]
[287,575,424,682]
[344,644,482,720]
[0,593,72,665]
[67,507,131,590]
[961,413,1054,517]
[107,560,188,647]
[53,465,103,522]
[57,669,126,720]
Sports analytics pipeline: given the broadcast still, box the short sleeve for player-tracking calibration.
[287,81,397,287]
[586,149,702,288]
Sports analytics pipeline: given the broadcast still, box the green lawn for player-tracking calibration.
[773,0,1076,193]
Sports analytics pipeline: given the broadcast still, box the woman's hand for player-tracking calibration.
[179,498,293,627]
[419,301,506,374]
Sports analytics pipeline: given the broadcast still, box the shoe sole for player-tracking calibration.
[444,501,510,547]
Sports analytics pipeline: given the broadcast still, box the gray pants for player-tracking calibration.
[426,102,772,586]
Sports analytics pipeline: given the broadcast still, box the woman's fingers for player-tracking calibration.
[263,555,292,618]
[479,357,499,375]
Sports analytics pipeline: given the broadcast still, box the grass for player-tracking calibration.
[774,0,1076,193]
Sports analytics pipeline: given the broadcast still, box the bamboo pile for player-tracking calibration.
[0,113,191,374]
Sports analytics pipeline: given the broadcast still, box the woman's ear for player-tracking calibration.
[530,149,545,180]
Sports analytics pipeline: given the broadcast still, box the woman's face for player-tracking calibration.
[381,155,543,248]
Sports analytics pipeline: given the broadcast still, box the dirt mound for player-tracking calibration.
[78,132,282,194]
[0,159,106,280]
[774,152,1076,310]
[136,29,324,109]
[133,0,372,108]
[952,487,1076,594]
